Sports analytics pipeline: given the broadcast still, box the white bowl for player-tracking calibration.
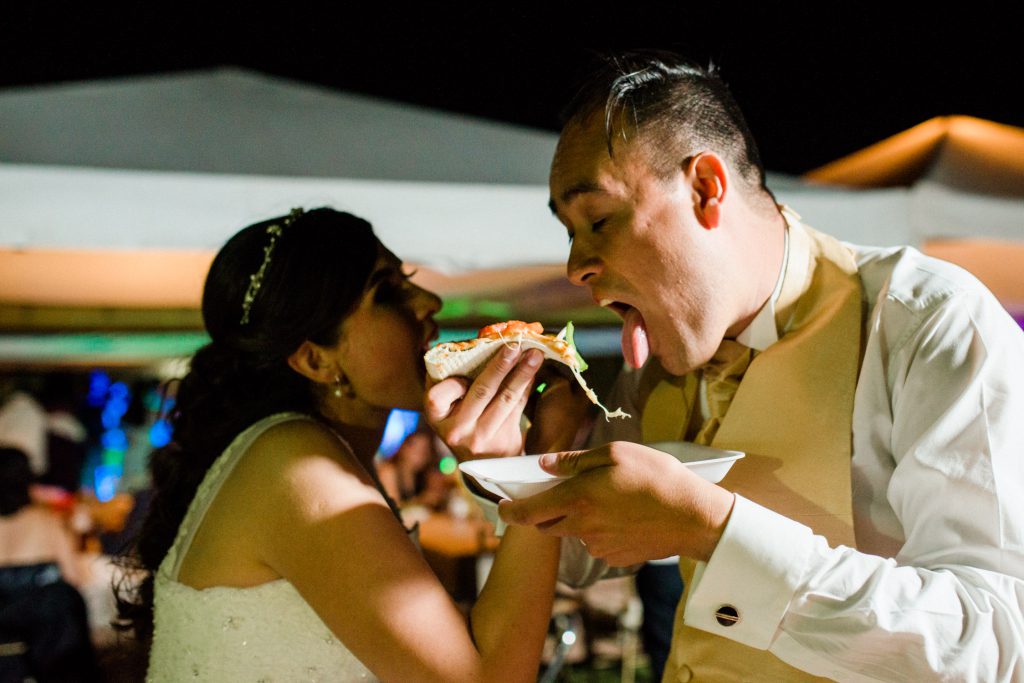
[459,442,744,500]
[645,441,745,484]
[458,455,564,501]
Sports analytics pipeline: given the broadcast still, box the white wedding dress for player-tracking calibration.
[148,412,412,681]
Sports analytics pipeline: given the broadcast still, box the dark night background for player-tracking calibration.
[3,3,1022,175]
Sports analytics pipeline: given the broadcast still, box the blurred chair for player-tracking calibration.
[540,577,645,682]
[539,598,585,683]
[0,562,100,682]
[76,491,135,555]
[0,637,30,681]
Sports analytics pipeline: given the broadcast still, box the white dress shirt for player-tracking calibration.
[582,242,1024,681]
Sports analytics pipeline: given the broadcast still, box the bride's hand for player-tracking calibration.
[424,345,542,459]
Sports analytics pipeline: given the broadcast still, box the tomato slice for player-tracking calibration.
[477,320,544,338]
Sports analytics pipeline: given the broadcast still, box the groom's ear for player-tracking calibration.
[687,152,728,230]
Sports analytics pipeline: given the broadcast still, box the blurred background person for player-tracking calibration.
[376,425,454,513]
[0,389,48,478]
[0,447,82,586]
[0,446,99,681]
[38,373,90,495]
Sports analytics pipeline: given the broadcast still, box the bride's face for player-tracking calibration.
[331,247,442,413]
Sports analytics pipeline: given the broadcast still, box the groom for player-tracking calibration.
[428,52,1024,681]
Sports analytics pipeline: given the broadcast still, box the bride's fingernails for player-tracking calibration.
[525,350,542,367]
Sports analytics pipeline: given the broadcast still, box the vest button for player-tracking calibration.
[715,604,740,627]
[677,664,693,681]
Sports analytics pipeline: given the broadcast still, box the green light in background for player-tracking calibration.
[82,336,115,352]
[439,455,458,476]
[435,298,514,321]
[0,332,210,363]
[436,328,478,344]
[437,298,472,320]
[535,382,548,394]
[143,389,163,412]
[102,448,125,466]
[474,300,513,318]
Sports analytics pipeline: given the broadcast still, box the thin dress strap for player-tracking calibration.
[163,412,313,581]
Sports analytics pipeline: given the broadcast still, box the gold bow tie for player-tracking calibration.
[692,339,754,445]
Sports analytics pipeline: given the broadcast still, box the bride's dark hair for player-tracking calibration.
[116,207,379,641]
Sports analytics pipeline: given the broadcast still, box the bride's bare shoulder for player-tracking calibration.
[248,417,351,458]
[232,417,380,507]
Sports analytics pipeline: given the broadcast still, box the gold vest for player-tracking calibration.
[643,217,864,682]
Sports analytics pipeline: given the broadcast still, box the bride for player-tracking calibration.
[118,208,559,681]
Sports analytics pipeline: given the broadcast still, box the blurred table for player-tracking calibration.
[418,512,499,558]
[417,512,499,604]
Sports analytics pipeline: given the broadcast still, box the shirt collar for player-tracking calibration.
[735,218,790,352]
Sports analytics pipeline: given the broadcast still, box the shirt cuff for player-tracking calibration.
[683,494,814,650]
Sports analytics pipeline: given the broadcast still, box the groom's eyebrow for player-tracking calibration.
[548,181,604,214]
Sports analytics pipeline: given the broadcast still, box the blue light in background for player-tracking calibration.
[106,394,128,413]
[87,371,110,407]
[101,406,123,429]
[377,409,420,458]
[87,373,133,496]
[149,419,173,448]
[94,463,123,502]
[101,428,128,451]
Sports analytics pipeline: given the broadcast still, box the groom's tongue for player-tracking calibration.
[621,307,650,369]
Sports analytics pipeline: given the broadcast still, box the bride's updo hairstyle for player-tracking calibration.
[117,208,379,641]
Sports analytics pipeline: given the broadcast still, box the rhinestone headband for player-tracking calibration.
[239,208,304,325]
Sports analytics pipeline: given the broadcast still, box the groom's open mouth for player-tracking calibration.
[599,299,651,369]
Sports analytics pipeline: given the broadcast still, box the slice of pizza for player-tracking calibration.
[424,320,630,420]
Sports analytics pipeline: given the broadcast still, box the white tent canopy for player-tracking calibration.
[804,116,1024,312]
[0,69,586,342]
[806,116,1024,242]
[0,163,560,273]
[1,71,1022,357]
[0,68,568,274]
[0,68,918,264]
[0,68,559,183]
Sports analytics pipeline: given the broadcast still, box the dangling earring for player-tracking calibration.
[333,374,357,399]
